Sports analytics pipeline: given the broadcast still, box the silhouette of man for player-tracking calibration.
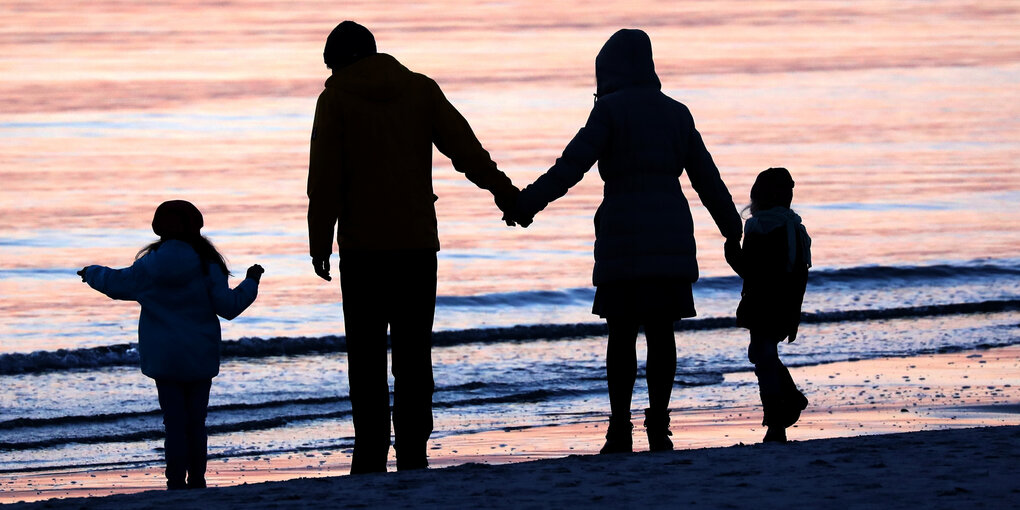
[307,21,519,473]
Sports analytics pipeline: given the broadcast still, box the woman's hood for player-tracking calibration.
[595,29,661,97]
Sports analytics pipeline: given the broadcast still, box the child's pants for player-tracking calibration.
[156,379,211,489]
[747,331,795,397]
[748,330,801,425]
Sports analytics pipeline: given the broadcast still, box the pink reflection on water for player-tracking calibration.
[1,0,1019,352]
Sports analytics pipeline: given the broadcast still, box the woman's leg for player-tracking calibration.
[606,318,639,419]
[643,320,677,451]
[643,320,677,413]
[601,317,639,453]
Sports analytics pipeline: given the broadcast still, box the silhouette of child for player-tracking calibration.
[725,168,811,443]
[77,200,263,489]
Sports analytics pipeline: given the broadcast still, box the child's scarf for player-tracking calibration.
[744,207,812,271]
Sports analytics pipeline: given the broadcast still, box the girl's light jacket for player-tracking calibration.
[84,240,258,381]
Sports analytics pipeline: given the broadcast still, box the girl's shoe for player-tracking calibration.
[762,426,787,444]
[777,390,809,429]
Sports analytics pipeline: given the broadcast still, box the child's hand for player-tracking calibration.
[724,238,742,274]
[76,267,88,282]
[246,264,265,283]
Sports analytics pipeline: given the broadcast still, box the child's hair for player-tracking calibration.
[745,167,795,216]
[136,200,230,275]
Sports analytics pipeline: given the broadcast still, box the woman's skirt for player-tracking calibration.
[592,277,696,321]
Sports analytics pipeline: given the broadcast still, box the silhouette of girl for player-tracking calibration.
[514,29,743,453]
[77,200,263,488]
[725,168,811,443]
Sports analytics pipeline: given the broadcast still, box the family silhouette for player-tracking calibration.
[77,21,812,488]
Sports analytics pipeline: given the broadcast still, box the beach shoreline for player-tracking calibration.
[3,343,1018,505]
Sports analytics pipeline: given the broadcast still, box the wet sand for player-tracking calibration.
[3,344,1018,505]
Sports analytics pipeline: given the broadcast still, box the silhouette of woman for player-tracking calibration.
[77,200,264,489]
[514,29,742,453]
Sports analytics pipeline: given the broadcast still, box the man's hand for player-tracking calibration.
[246,264,265,283]
[312,257,332,281]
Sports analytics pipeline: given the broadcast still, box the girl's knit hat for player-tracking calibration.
[750,167,795,209]
[152,200,203,239]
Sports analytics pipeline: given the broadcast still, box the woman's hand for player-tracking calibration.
[246,264,265,283]
[76,266,88,282]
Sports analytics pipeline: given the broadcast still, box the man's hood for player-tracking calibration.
[595,29,661,97]
[325,53,412,101]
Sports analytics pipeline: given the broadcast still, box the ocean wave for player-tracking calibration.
[1,299,1017,376]
[0,385,615,451]
[0,371,726,437]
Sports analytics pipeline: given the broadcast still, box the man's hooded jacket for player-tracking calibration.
[307,53,517,256]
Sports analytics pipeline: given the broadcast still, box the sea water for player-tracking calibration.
[0,1,1018,473]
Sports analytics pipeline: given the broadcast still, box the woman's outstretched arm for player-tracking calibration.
[516,103,611,220]
[682,112,742,241]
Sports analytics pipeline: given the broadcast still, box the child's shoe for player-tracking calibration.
[762,426,787,444]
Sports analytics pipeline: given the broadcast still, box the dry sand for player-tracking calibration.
[3,345,1019,507]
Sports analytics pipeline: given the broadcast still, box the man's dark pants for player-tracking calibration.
[155,378,212,489]
[340,249,437,473]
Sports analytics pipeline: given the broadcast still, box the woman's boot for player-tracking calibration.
[643,408,673,452]
[599,414,633,454]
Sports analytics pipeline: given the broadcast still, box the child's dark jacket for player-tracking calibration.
[727,207,811,341]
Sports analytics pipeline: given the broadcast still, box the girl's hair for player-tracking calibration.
[743,167,795,216]
[136,200,230,275]
[136,236,230,276]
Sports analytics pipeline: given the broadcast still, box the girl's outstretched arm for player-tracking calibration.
[81,261,147,301]
[208,264,261,320]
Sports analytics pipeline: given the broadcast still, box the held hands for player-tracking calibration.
[495,188,534,228]
[246,264,265,283]
[312,256,331,281]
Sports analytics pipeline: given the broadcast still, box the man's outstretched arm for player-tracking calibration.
[429,80,520,220]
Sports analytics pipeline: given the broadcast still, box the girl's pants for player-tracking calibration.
[155,379,211,489]
[605,318,677,419]
[748,330,800,425]
[339,249,437,474]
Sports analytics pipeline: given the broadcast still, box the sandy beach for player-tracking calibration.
[3,344,1018,507]
[5,427,1019,509]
